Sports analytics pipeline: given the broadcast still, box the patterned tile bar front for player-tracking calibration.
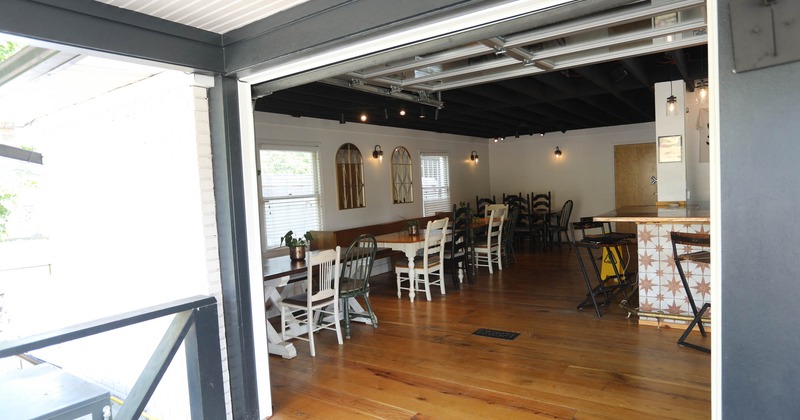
[594,205,711,325]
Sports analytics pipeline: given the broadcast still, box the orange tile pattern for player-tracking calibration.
[637,223,711,324]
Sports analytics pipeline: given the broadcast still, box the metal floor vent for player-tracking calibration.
[472,328,520,340]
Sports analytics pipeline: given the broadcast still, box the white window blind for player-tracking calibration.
[259,147,322,248]
[420,153,450,216]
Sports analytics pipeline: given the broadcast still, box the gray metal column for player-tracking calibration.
[208,75,260,419]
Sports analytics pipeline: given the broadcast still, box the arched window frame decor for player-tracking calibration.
[391,146,414,204]
[335,143,366,209]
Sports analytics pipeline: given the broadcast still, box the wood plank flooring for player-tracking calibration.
[266,246,711,419]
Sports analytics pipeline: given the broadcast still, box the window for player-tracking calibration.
[420,153,450,216]
[259,147,322,248]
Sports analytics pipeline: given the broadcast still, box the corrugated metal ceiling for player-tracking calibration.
[95,0,310,34]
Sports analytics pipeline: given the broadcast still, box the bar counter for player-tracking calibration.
[592,205,711,326]
[594,204,710,223]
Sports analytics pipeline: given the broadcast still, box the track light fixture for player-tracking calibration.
[339,113,345,124]
[554,146,562,158]
[372,145,383,162]
[399,109,406,116]
[470,150,479,164]
[360,113,368,122]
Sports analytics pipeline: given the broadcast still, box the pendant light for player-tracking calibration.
[666,80,679,117]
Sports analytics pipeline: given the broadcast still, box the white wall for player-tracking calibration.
[253,112,490,232]
[254,112,711,232]
[684,89,711,205]
[655,80,688,202]
[488,123,656,221]
[8,69,227,419]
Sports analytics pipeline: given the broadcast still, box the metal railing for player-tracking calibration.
[0,295,226,420]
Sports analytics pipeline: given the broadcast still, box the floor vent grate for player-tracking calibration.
[472,328,520,340]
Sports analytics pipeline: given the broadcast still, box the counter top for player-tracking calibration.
[593,205,710,223]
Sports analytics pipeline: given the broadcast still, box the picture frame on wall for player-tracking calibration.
[658,135,682,163]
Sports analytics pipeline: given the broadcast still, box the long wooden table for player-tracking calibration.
[262,248,400,358]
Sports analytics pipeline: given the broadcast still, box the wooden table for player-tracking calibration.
[374,231,428,302]
[262,249,396,358]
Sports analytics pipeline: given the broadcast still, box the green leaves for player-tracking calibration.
[280,230,313,247]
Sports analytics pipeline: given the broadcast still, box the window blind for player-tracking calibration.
[420,153,450,216]
[259,148,322,248]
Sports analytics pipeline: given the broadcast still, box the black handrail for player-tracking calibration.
[0,295,225,420]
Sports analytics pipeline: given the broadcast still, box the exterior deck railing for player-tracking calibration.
[0,295,225,420]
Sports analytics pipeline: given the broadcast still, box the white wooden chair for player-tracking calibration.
[394,217,449,302]
[474,205,506,273]
[279,246,343,357]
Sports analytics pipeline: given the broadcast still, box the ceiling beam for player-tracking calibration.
[0,0,224,73]
[249,0,638,95]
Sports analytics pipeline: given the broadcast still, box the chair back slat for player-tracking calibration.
[424,218,449,263]
[340,234,377,297]
[475,195,496,218]
[307,247,341,303]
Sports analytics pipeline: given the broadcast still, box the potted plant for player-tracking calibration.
[281,230,313,261]
[405,220,420,236]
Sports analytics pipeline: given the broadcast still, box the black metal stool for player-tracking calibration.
[670,231,711,353]
[570,221,636,317]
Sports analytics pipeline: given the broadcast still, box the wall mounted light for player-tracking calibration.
[372,145,383,162]
[470,150,479,164]
[554,146,562,158]
[666,81,679,117]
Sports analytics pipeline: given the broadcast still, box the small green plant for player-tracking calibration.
[280,230,313,248]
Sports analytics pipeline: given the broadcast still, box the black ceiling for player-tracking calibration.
[254,44,707,139]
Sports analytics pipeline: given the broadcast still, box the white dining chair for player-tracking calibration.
[279,246,343,356]
[474,205,506,273]
[394,217,449,302]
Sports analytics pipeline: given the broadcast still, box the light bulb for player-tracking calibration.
[697,86,708,104]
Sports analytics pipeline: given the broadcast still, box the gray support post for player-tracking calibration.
[208,75,260,419]
[185,302,227,420]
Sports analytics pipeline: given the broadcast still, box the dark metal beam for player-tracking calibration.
[1,0,224,73]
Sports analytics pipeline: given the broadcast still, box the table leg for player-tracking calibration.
[346,297,375,324]
[406,252,417,302]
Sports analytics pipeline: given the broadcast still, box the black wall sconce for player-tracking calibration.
[554,146,562,158]
[372,145,384,161]
[470,150,479,164]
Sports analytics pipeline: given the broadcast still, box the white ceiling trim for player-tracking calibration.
[95,0,311,34]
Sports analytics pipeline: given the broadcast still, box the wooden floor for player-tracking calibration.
[266,246,711,419]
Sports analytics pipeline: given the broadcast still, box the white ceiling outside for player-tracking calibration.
[0,54,163,128]
[95,0,311,34]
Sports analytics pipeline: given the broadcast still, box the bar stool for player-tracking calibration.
[670,231,711,353]
[570,220,636,317]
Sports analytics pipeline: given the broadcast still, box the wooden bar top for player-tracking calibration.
[593,205,710,223]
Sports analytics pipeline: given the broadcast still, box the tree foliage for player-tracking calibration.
[0,42,21,62]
